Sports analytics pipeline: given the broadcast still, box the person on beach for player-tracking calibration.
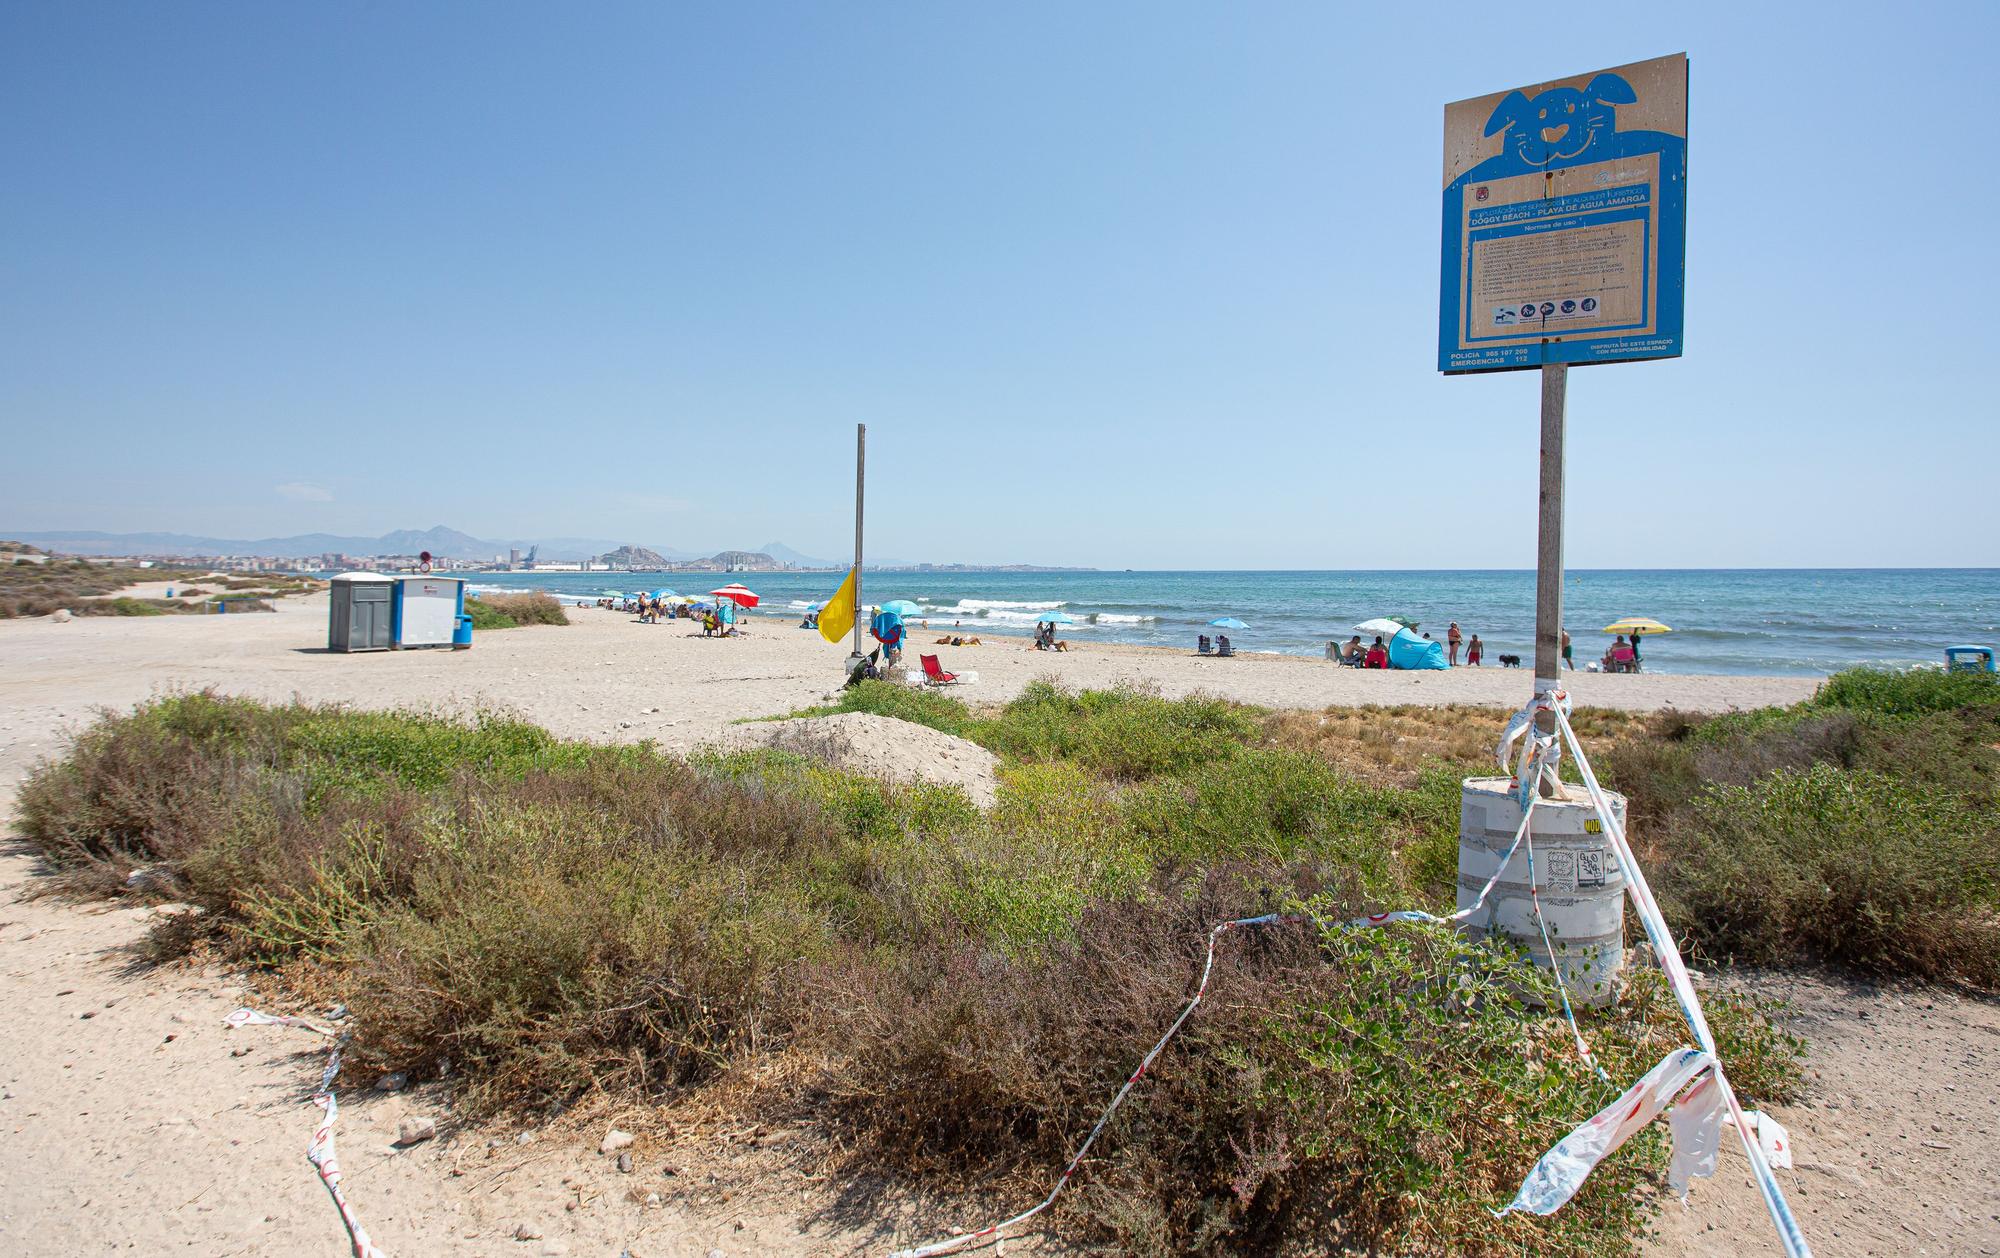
[1364,637,1388,669]
[1342,634,1364,665]
[1447,622,1462,666]
[1604,635,1637,672]
[871,610,906,667]
[1466,634,1484,666]
[1562,628,1573,670]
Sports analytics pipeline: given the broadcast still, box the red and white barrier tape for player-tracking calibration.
[1545,700,1812,1256]
[224,1008,388,1258]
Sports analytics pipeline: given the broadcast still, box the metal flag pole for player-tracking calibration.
[849,423,866,668]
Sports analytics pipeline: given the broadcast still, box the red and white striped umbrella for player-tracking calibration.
[709,583,760,608]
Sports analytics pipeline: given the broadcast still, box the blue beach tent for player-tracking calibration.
[871,609,906,647]
[1388,628,1447,671]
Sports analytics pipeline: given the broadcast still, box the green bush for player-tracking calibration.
[466,592,569,630]
[1811,666,2000,719]
[464,596,516,629]
[106,596,171,615]
[1658,764,1999,985]
[974,682,1261,781]
[794,679,976,737]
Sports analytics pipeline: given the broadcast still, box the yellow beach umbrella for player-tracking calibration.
[1603,617,1672,635]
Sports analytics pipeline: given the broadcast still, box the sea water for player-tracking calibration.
[462,568,2000,678]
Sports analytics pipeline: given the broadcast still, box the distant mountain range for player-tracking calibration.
[2,527,1100,575]
[5,527,929,569]
[7,527,696,564]
[759,541,845,569]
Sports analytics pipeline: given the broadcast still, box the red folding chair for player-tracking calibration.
[919,653,959,685]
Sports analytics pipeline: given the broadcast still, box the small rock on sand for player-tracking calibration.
[600,1127,634,1154]
[512,1222,543,1241]
[397,1116,436,1146]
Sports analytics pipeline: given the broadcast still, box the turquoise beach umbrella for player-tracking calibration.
[1040,610,1075,625]
[1209,617,1248,630]
[881,599,922,617]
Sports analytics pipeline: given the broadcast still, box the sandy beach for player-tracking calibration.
[0,593,1818,784]
[3,594,1991,1257]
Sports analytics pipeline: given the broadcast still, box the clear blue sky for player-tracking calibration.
[4,3,1995,568]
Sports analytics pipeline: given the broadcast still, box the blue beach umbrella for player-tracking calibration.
[880,599,922,618]
[1040,610,1076,625]
[650,588,678,599]
[1209,617,1249,630]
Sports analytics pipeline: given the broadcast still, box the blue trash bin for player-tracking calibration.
[453,613,474,650]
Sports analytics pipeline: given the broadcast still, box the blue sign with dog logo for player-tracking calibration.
[1439,54,1687,373]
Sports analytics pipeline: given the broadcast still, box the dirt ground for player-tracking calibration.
[0,595,1991,1257]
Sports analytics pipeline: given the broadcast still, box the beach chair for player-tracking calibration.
[1197,635,1213,655]
[919,654,961,686]
[1215,635,1235,657]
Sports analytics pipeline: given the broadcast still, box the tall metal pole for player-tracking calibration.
[1533,361,1567,796]
[849,423,866,664]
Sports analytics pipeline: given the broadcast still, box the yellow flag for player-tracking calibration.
[818,567,857,645]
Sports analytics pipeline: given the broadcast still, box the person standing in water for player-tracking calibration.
[1447,621,1463,666]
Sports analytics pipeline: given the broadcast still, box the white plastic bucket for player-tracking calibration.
[1458,777,1627,1006]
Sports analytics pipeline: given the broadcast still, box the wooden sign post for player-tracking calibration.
[1533,363,1566,786]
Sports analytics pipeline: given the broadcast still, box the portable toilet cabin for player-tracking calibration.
[328,573,395,652]
[392,575,468,649]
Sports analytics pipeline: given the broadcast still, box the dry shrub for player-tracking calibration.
[804,865,1765,1256]
[14,691,1824,1256]
[0,559,203,617]
[1267,703,1650,787]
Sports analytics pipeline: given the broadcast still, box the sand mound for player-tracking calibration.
[713,711,1000,809]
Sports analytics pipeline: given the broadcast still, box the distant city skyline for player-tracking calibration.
[4,4,1997,569]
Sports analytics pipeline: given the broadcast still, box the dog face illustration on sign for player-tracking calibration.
[1483,73,1637,169]
[1437,54,1688,373]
